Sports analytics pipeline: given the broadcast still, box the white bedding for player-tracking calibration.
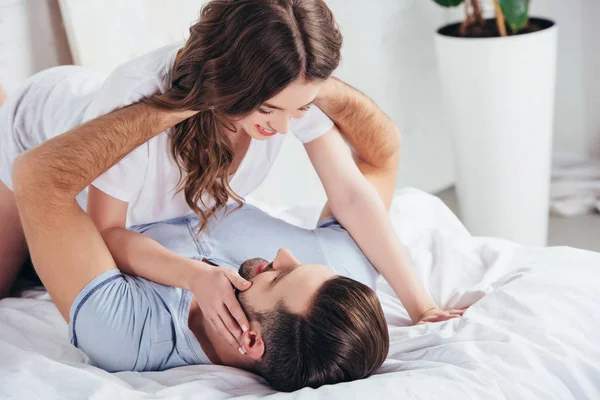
[1,188,599,399]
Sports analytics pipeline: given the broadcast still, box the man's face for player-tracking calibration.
[237,248,337,315]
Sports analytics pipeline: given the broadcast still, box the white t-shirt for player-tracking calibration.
[84,44,334,227]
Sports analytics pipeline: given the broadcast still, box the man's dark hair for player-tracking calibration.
[241,276,389,392]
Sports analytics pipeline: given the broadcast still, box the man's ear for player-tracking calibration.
[241,326,265,360]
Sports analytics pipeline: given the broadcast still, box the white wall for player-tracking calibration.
[582,0,600,158]
[327,0,454,193]
[58,0,205,71]
[530,0,589,159]
[0,0,71,94]
[4,0,600,208]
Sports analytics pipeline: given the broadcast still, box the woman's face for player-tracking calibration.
[235,79,324,140]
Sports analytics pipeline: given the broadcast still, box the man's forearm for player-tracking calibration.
[10,104,196,321]
[354,159,398,211]
[13,104,195,201]
[315,78,400,212]
[315,78,401,168]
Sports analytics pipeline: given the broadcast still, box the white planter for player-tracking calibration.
[435,18,558,246]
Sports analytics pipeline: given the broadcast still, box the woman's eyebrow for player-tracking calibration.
[262,100,315,111]
[262,102,284,110]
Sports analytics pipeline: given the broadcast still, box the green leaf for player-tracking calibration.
[433,0,464,7]
[498,0,530,33]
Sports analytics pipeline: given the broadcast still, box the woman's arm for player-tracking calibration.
[317,152,399,223]
[305,128,437,324]
[314,77,400,222]
[87,185,202,288]
[311,79,465,324]
[87,185,251,349]
[87,186,250,301]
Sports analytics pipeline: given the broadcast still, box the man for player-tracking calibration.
[10,77,399,392]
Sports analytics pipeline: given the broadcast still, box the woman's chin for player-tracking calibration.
[248,132,272,141]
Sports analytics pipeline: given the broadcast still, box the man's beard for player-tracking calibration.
[236,257,268,318]
[238,257,269,280]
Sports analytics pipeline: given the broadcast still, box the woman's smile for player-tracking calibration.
[256,124,277,136]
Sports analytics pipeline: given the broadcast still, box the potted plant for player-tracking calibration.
[433,0,558,246]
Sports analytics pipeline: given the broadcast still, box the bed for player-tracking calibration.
[1,188,599,399]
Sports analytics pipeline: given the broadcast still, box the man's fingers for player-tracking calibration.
[226,270,252,291]
[225,297,250,334]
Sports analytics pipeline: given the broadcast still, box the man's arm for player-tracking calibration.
[314,77,401,220]
[11,104,195,321]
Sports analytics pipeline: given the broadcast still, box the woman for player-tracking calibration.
[0,0,461,353]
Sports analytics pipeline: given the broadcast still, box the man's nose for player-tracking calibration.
[273,248,298,271]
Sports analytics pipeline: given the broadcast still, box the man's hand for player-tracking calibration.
[416,307,467,325]
[189,264,252,354]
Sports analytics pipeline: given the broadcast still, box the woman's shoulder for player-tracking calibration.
[289,106,334,144]
[83,43,182,122]
[115,43,182,82]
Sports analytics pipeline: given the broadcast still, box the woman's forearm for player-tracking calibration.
[312,80,434,322]
[101,227,208,291]
[332,188,437,323]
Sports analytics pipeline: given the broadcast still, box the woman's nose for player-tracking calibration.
[270,118,290,134]
[273,248,300,271]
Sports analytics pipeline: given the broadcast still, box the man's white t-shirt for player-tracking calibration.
[84,44,334,227]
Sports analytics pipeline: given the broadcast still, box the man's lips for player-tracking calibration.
[257,261,269,273]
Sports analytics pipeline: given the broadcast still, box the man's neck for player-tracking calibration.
[188,297,252,369]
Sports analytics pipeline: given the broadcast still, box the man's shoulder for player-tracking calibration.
[315,220,380,289]
[136,276,187,302]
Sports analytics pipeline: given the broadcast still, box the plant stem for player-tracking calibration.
[493,0,507,36]
[460,0,471,36]
[472,0,484,24]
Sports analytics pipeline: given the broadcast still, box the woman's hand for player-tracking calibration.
[416,307,467,325]
[190,263,252,353]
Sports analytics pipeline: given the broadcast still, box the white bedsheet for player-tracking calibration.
[1,188,599,399]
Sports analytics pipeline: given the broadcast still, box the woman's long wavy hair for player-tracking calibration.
[143,0,342,232]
